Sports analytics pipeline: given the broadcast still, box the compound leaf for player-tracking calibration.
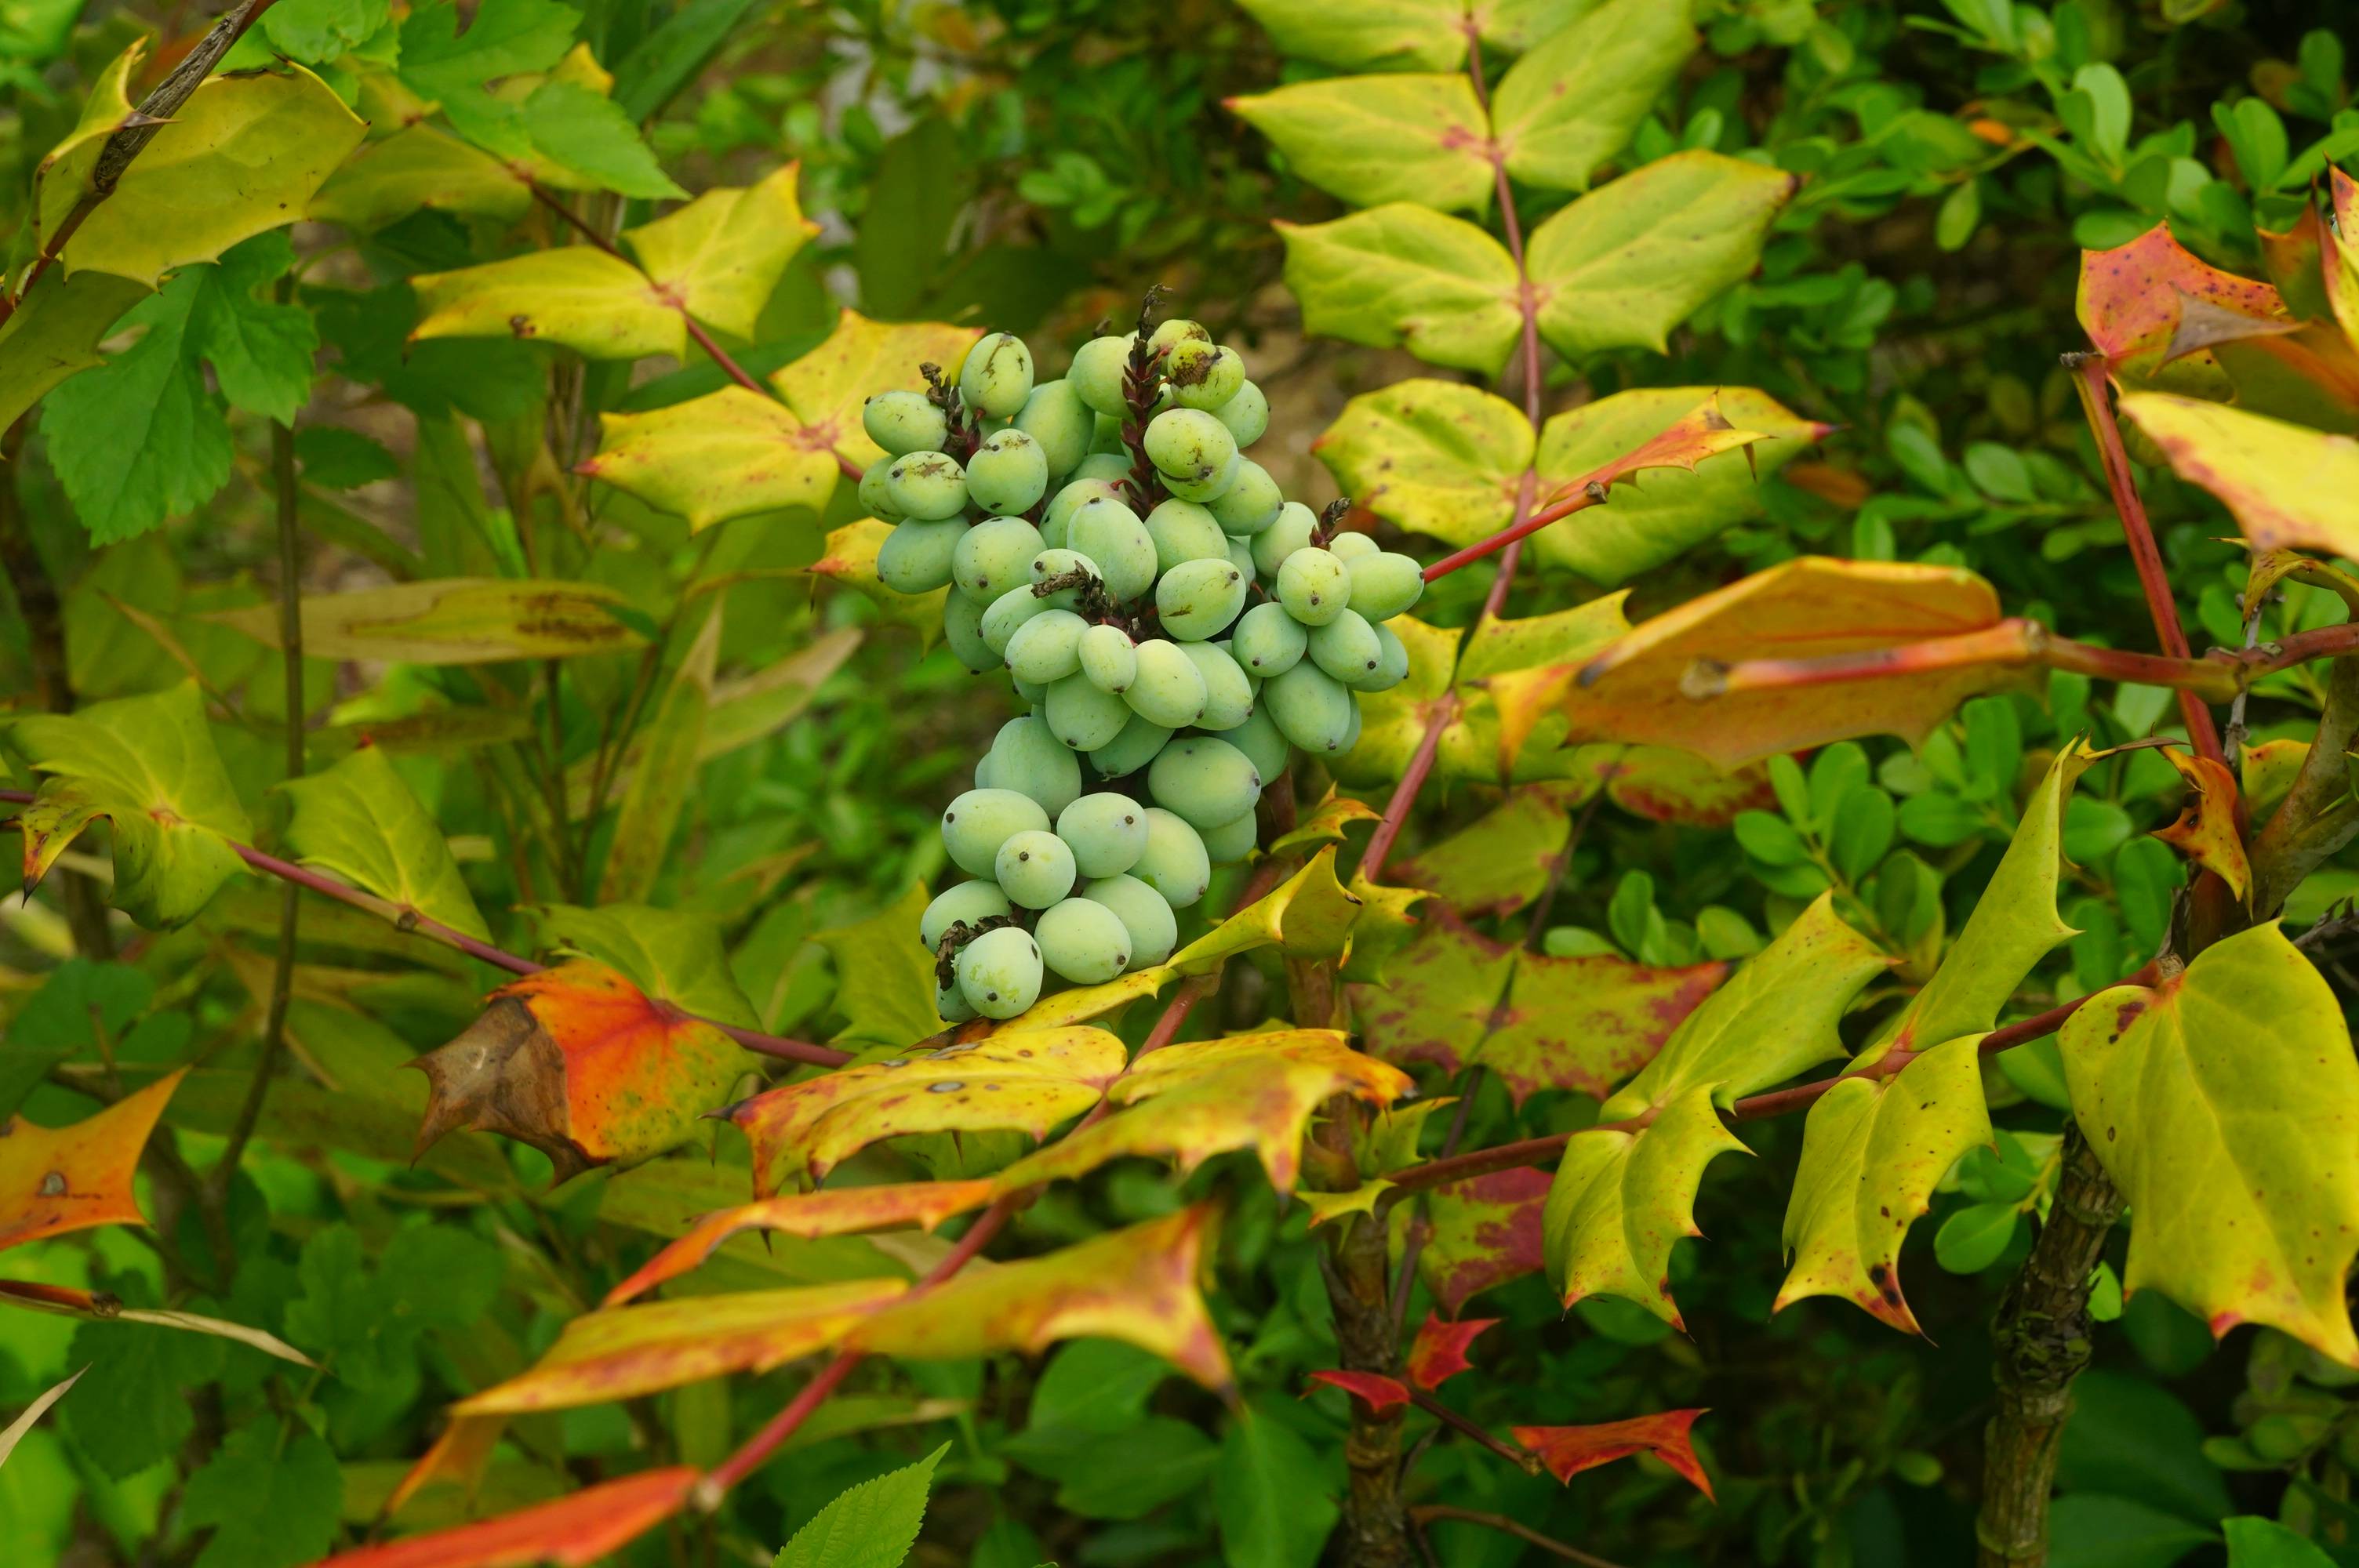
[622,163,816,338]
[1493,0,1695,193]
[580,386,842,531]
[1228,74,1493,214]
[1275,204,1522,374]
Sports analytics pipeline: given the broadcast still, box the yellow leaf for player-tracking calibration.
[32,40,142,252]
[1543,1082,1746,1328]
[580,387,842,532]
[209,578,649,664]
[2153,747,2251,902]
[0,1069,184,1254]
[1228,75,1493,214]
[770,309,983,470]
[804,519,948,637]
[2120,392,2359,559]
[413,248,676,360]
[621,164,818,341]
[307,124,531,231]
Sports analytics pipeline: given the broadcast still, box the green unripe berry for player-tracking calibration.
[967,429,1049,516]
[981,585,1052,655]
[1015,379,1092,477]
[1134,807,1211,909]
[1276,546,1351,626]
[921,880,1011,950]
[1071,450,1132,482]
[1348,551,1426,622]
[885,450,969,521]
[1057,793,1150,878]
[994,828,1076,909]
[1147,318,1209,356]
[1264,662,1355,753]
[987,714,1082,816]
[1045,672,1133,750]
[1328,530,1379,563]
[953,516,1045,604]
[936,978,978,1023]
[941,787,1050,877]
[1212,381,1269,446]
[1085,874,1179,966]
[876,518,962,593]
[1250,501,1320,577]
[859,458,906,523]
[862,389,948,456]
[1207,459,1282,535]
[1035,896,1133,983]
[1231,601,1307,677]
[1004,608,1089,684]
[957,925,1042,1018]
[1070,333,1137,418]
[1126,638,1209,728]
[1161,453,1238,504]
[1067,495,1158,601]
[958,332,1035,419]
[1227,534,1256,584]
[1144,408,1239,488]
[1165,339,1245,411]
[1200,810,1258,864]
[1179,642,1254,730]
[1308,608,1382,684]
[1156,557,1248,641]
[1148,735,1262,831]
[1143,499,1230,575]
[1042,477,1125,548]
[1086,713,1172,779]
[1027,547,1100,610]
[1078,623,1138,694]
[943,590,996,671]
[1357,622,1409,692]
[1225,704,1290,782]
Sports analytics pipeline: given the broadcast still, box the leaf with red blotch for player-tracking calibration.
[311,1465,699,1568]
[1405,1313,1495,1388]
[2153,747,2250,901]
[456,1278,906,1414]
[411,962,753,1182]
[0,1070,184,1254]
[1417,1168,1550,1316]
[1577,744,1778,827]
[853,1207,1234,1392]
[602,1179,996,1305]
[1392,782,1589,916]
[727,1025,1127,1196]
[1353,911,1725,1109]
[1304,1370,1410,1414]
[2079,223,2288,377]
[1532,391,1797,517]
[987,1030,1412,1194]
[1512,1409,1713,1497]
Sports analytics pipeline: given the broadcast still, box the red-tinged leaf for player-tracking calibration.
[1511,1409,1714,1497]
[412,962,752,1181]
[988,1030,1412,1194]
[1418,1168,1550,1316]
[1405,1313,1496,1389]
[455,1278,906,1414]
[312,1465,699,1568]
[1393,782,1588,916]
[383,1414,504,1520]
[727,1026,1127,1196]
[2078,223,2287,376]
[2153,747,2250,902]
[1579,743,1777,827]
[852,1207,1234,1392]
[1354,911,1724,1108]
[602,1179,997,1305]
[1534,391,1803,514]
[0,1069,183,1254]
[1303,1370,1410,1414]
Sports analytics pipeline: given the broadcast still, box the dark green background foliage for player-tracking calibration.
[4,2,2359,1566]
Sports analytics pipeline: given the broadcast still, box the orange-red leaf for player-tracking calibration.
[1405,1312,1494,1389]
[0,1069,183,1254]
[1304,1370,1410,1414]
[412,962,751,1181]
[2079,223,2288,377]
[2153,748,2250,902]
[727,1026,1126,1196]
[852,1206,1233,1392]
[602,1179,996,1305]
[1417,1168,1550,1316]
[456,1278,906,1414]
[1536,391,1803,513]
[383,1414,505,1520]
[1512,1410,1713,1497]
[314,1465,698,1568]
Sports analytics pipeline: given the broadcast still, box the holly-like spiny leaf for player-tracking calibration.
[314,1465,700,1568]
[0,1070,184,1254]
[2060,923,2359,1363]
[8,681,252,929]
[413,961,756,1181]
[525,902,763,1030]
[1414,1167,1550,1316]
[1511,1410,1713,1497]
[409,246,679,359]
[1227,74,1495,215]
[579,387,842,532]
[618,162,816,340]
[1491,0,1694,193]
[30,40,141,250]
[1543,1083,1744,1330]
[769,308,983,471]
[1391,782,1588,915]
[2153,747,2251,902]
[1268,786,1383,856]
[1165,845,1389,975]
[307,123,532,231]
[1405,1312,1495,1388]
[602,1180,997,1305]
[209,578,649,664]
[1303,1370,1411,1414]
[1575,744,1779,828]
[0,267,149,434]
[727,1026,1128,1196]
[2120,393,2359,562]
[852,1206,1234,1393]
[275,742,490,940]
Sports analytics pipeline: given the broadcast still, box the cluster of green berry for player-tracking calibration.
[859,300,1425,1021]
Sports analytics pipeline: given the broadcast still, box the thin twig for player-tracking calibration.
[1410,1387,1540,1475]
[1408,1505,1634,1568]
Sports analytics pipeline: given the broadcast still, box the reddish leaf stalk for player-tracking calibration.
[1410,1387,1541,1475]
[1410,1505,1633,1568]
[1423,481,1604,583]
[1360,695,1459,886]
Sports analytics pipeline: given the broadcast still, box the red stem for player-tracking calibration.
[1423,482,1602,583]
[1360,695,1459,885]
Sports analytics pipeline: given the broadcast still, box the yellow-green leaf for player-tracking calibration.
[770,309,983,471]
[2060,924,2359,1363]
[412,247,676,360]
[275,743,489,940]
[8,681,250,929]
[307,123,531,231]
[1493,0,1695,192]
[0,266,148,432]
[1776,1036,1993,1333]
[63,64,367,287]
[209,578,649,664]
[1229,75,1494,213]
[1276,204,1523,374]
[620,163,817,342]
[2119,392,2359,559]
[602,601,718,905]
[32,40,141,252]
[580,387,841,532]
[1314,379,1534,551]
[1543,1081,1745,1327]
[1230,0,1467,71]
[1165,846,1380,974]
[1526,151,1796,358]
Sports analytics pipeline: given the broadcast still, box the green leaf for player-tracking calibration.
[1,959,153,1114]
[772,1442,948,1568]
[2048,1494,2216,1568]
[59,1312,226,1477]
[603,599,719,904]
[1526,150,1797,358]
[2059,1370,2233,1524]
[307,123,534,231]
[1276,204,1522,373]
[398,0,581,154]
[525,902,762,1029]
[1528,384,1820,583]
[813,881,947,1045]
[186,234,316,423]
[1230,0,1466,71]
[261,0,390,64]
[284,1223,416,1388]
[1493,0,1696,192]
[2060,922,2359,1363]
[1214,1399,1339,1568]
[8,682,253,928]
[276,743,490,939]
[1932,1202,2019,1273]
[181,1415,342,1568]
[2225,1518,2339,1568]
[523,78,686,200]
[1229,74,1493,213]
[294,426,400,489]
[611,0,765,119]
[1027,1339,1172,1435]
[0,266,148,433]
[1543,1080,1747,1327]
[1313,378,1532,554]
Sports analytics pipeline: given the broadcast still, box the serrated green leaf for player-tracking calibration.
[523,78,685,200]
[1493,0,1695,192]
[772,1443,947,1568]
[59,1312,225,1478]
[1276,204,1522,373]
[525,902,762,1029]
[1230,74,1492,213]
[1526,150,1796,358]
[399,0,581,154]
[1543,1080,1747,1327]
[262,0,390,64]
[187,233,315,423]
[2061,923,2359,1363]
[276,743,489,940]
[813,881,946,1046]
[1313,378,1532,552]
[182,1415,342,1568]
